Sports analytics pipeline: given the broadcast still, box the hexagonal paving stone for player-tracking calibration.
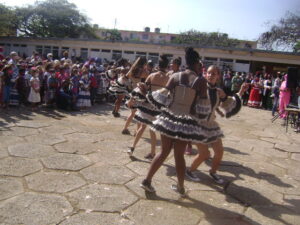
[68,184,138,212]
[8,143,56,158]
[242,162,286,178]
[252,147,289,159]
[80,164,135,184]
[60,212,134,225]
[64,133,101,143]
[0,135,24,147]
[124,200,200,225]
[25,133,66,145]
[0,157,42,176]
[259,176,300,196]
[39,125,75,135]
[0,177,23,200]
[275,143,300,153]
[181,190,245,219]
[242,138,274,149]
[198,218,254,225]
[126,176,184,200]
[15,120,50,128]
[269,157,298,171]
[0,143,8,159]
[0,192,73,225]
[87,149,132,165]
[42,153,92,171]
[25,171,86,193]
[244,205,299,225]
[0,126,39,137]
[283,195,300,214]
[54,141,101,154]
[126,160,169,177]
[291,153,300,162]
[225,180,284,207]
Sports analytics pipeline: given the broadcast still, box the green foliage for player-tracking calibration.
[259,11,300,51]
[104,29,122,42]
[13,0,98,38]
[0,4,17,36]
[294,41,300,53]
[171,30,240,48]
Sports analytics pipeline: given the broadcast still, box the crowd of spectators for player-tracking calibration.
[0,51,114,111]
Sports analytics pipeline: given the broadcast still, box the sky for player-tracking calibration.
[1,0,300,41]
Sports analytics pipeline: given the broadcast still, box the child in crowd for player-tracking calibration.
[27,67,41,110]
[76,69,91,109]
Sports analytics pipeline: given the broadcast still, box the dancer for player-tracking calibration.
[108,67,131,117]
[186,65,248,184]
[167,57,181,77]
[121,57,148,134]
[140,47,207,196]
[128,55,170,160]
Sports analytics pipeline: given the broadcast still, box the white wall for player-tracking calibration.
[233,62,250,72]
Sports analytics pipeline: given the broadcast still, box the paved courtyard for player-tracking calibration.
[0,104,299,225]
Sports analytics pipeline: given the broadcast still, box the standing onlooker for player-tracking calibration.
[28,67,41,110]
[279,74,291,119]
[1,64,13,108]
[89,68,98,105]
[242,73,252,105]
[223,70,232,96]
[76,69,91,109]
[15,67,28,106]
[248,75,262,108]
[46,68,58,107]
[262,74,273,110]
[231,72,243,94]
[271,74,281,116]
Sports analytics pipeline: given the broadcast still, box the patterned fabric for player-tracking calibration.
[108,76,132,96]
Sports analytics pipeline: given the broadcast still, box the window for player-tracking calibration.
[170,36,176,41]
[124,51,134,54]
[35,46,43,55]
[52,46,59,59]
[21,44,27,47]
[220,58,233,63]
[204,57,217,61]
[43,46,51,56]
[148,53,159,56]
[13,44,19,47]
[91,49,100,52]
[80,48,88,61]
[142,34,149,40]
[136,52,146,55]
[112,50,122,60]
[102,49,111,53]
[236,60,250,64]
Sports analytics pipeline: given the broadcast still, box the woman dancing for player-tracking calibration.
[128,55,170,160]
[140,47,208,196]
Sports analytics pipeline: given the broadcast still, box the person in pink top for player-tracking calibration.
[279,74,291,119]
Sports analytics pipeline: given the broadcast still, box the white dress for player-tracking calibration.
[28,77,41,103]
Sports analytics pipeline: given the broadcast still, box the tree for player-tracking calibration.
[14,0,98,38]
[0,4,17,36]
[171,30,240,48]
[294,41,300,53]
[259,12,300,51]
[104,29,122,42]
